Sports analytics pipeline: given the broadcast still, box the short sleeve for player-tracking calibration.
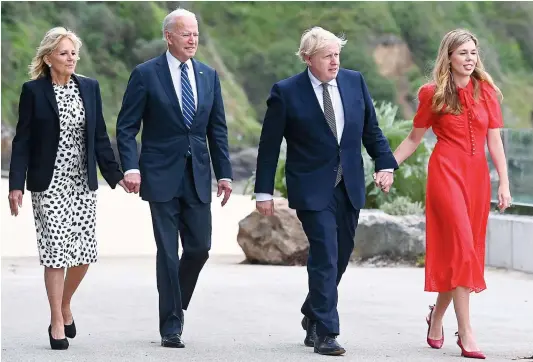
[412,84,435,128]
[482,82,504,129]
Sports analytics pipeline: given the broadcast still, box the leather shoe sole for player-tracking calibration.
[161,335,185,348]
[314,346,346,356]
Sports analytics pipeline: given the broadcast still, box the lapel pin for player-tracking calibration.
[199,71,203,74]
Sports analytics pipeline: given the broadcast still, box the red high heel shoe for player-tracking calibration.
[455,332,486,359]
[426,305,444,349]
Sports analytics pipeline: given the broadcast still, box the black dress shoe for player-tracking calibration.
[314,335,346,356]
[301,316,317,347]
[64,320,76,338]
[48,325,69,350]
[161,334,185,348]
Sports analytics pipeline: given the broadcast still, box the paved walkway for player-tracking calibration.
[2,255,533,362]
[2,180,533,361]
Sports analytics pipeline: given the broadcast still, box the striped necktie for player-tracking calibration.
[180,62,196,129]
[322,83,343,186]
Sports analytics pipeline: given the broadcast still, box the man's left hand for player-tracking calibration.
[373,171,394,193]
[217,180,232,207]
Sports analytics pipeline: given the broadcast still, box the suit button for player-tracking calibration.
[333,167,338,172]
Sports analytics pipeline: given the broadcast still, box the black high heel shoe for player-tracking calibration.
[64,320,76,339]
[48,325,69,350]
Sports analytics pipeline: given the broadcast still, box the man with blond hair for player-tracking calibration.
[116,8,233,348]
[254,27,398,355]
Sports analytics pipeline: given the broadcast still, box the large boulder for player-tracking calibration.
[352,210,425,263]
[237,202,426,266]
[237,199,309,265]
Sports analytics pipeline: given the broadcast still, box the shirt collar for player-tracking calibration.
[166,50,193,71]
[307,68,337,89]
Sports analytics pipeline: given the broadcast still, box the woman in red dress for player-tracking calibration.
[391,29,512,359]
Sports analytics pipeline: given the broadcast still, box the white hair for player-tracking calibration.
[161,8,197,40]
[296,26,347,63]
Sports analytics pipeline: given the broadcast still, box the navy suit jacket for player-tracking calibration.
[254,69,399,211]
[9,73,123,193]
[116,53,232,203]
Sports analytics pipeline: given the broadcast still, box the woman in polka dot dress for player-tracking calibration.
[8,28,129,350]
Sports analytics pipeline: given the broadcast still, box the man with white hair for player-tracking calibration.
[254,27,398,355]
[116,8,233,348]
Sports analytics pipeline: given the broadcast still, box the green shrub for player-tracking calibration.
[363,101,432,209]
[379,196,424,216]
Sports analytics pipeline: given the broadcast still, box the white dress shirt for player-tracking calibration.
[255,69,391,202]
[125,51,231,183]
[166,50,198,112]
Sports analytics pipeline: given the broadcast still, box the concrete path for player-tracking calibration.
[2,180,533,361]
[2,255,533,362]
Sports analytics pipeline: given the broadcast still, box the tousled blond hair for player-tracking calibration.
[430,28,502,114]
[296,26,347,63]
[29,27,82,80]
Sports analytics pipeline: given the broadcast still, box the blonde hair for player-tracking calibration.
[430,28,502,115]
[296,26,347,63]
[29,27,82,80]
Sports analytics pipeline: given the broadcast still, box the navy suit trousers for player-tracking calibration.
[148,158,211,337]
[297,179,360,337]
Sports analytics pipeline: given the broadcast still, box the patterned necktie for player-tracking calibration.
[322,83,343,186]
[180,62,196,129]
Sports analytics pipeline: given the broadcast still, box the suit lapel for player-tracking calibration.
[156,53,184,122]
[335,70,357,146]
[297,70,326,120]
[73,74,91,129]
[191,58,206,127]
[42,76,60,119]
[297,70,337,140]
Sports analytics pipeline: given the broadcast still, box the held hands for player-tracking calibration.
[497,183,512,212]
[217,180,232,207]
[256,200,274,216]
[8,190,23,216]
[118,179,131,193]
[123,173,141,194]
[373,171,394,193]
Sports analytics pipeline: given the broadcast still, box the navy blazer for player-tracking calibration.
[254,69,399,211]
[9,73,123,193]
[116,53,232,203]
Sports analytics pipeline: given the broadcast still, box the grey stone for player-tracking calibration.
[352,210,425,262]
[237,204,426,266]
[228,147,258,182]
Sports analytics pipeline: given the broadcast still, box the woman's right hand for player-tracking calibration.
[8,190,23,216]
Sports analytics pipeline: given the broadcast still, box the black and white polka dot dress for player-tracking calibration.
[31,79,97,268]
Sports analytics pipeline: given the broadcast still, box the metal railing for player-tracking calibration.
[488,129,533,207]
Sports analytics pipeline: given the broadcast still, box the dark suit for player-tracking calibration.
[116,53,232,337]
[9,73,123,193]
[255,69,398,337]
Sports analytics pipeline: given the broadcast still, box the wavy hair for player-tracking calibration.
[29,27,82,80]
[430,29,502,114]
[296,26,347,63]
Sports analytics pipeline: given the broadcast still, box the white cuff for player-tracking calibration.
[124,169,140,175]
[255,193,273,201]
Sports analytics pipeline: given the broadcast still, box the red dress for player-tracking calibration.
[413,79,503,293]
